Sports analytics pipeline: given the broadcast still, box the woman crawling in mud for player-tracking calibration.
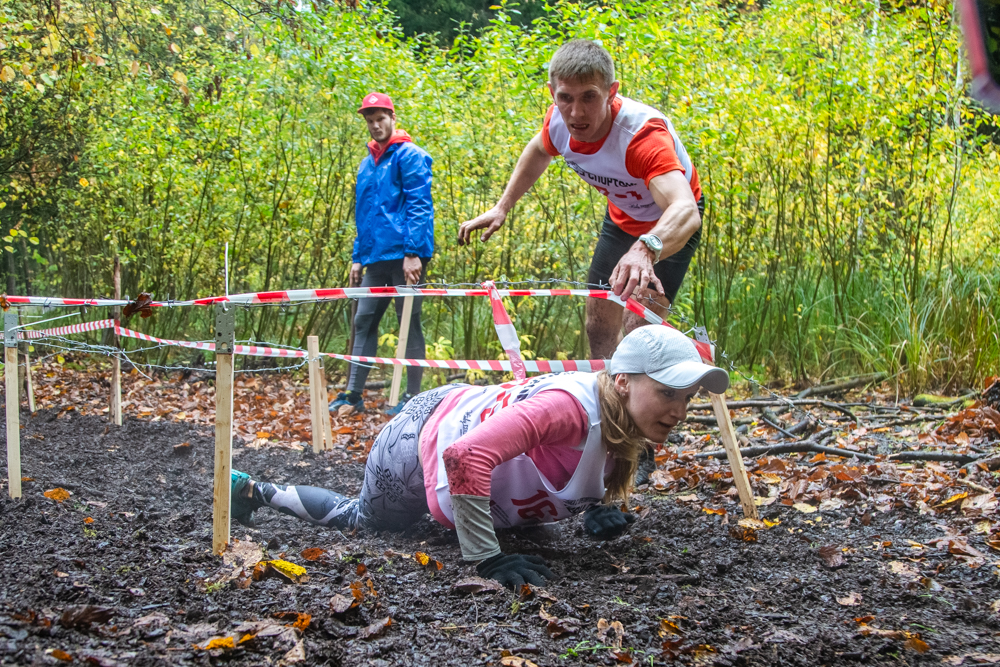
[231,325,728,589]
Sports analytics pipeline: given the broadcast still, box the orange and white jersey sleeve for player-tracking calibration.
[542,96,701,236]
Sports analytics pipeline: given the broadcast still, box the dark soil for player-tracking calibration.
[1,407,998,666]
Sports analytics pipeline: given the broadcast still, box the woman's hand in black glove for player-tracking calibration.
[476,553,555,590]
[584,504,636,539]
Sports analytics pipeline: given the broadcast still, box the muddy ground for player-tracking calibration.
[1,403,999,666]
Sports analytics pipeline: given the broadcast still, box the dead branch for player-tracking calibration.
[796,373,888,399]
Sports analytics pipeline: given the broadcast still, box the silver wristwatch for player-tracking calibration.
[638,233,663,263]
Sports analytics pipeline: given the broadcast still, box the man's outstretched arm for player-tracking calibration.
[609,170,701,303]
[457,132,552,246]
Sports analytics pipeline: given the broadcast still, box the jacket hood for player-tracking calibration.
[368,129,413,165]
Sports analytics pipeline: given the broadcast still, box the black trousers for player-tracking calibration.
[347,258,427,396]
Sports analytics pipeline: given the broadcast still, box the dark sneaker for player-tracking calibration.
[385,393,413,416]
[231,470,263,528]
[329,391,365,415]
[633,446,658,487]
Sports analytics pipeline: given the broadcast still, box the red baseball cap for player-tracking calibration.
[358,92,395,114]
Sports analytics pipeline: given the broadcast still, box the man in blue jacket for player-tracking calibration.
[330,92,434,415]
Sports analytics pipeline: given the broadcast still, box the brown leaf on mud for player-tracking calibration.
[51,649,73,662]
[659,619,684,637]
[596,619,625,649]
[729,525,757,542]
[817,545,845,569]
[538,608,580,638]
[43,488,71,502]
[356,563,367,576]
[300,548,326,561]
[500,657,539,667]
[356,617,391,641]
[414,551,443,570]
[836,592,863,606]
[329,594,357,614]
[904,637,930,653]
[60,605,113,629]
[451,577,503,595]
[274,611,311,632]
[172,442,192,456]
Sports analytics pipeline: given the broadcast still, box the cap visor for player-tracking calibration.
[648,360,730,394]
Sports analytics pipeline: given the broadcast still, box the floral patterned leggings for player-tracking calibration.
[251,384,462,532]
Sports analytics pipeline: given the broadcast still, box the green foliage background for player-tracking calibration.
[2,0,998,391]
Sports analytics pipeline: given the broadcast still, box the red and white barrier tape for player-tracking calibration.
[17,319,115,340]
[325,353,605,373]
[483,281,527,380]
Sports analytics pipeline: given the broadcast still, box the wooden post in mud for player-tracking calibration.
[710,392,758,519]
[388,280,415,408]
[5,312,21,500]
[308,335,333,452]
[109,256,122,426]
[213,303,236,554]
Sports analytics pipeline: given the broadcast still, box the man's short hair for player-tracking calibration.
[548,40,616,89]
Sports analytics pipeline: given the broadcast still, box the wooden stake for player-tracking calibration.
[23,346,34,414]
[710,391,758,519]
[212,304,236,555]
[317,345,333,450]
[110,256,122,426]
[308,335,324,454]
[388,281,415,408]
[5,312,21,500]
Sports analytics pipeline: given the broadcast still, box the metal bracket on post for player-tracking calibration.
[4,312,17,348]
[692,326,710,345]
[214,303,235,354]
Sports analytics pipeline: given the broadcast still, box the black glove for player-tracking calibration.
[476,553,555,590]
[584,504,636,539]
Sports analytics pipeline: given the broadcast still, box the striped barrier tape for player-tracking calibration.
[325,353,606,373]
[18,319,116,340]
[483,281,527,380]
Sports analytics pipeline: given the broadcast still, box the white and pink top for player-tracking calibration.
[419,373,611,529]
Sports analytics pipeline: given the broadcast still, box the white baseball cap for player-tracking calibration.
[608,326,730,394]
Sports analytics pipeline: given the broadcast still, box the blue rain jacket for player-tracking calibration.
[353,131,434,265]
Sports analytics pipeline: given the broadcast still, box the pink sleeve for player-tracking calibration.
[442,390,589,497]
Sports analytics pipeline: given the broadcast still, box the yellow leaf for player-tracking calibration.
[414,552,430,566]
[197,637,235,651]
[78,178,89,188]
[793,503,817,514]
[738,518,766,530]
[759,472,782,484]
[130,60,139,76]
[172,71,187,85]
[763,518,781,528]
[169,43,180,54]
[0,65,14,83]
[84,24,95,39]
[264,559,308,583]
[903,637,929,653]
[194,26,205,36]
[936,492,968,507]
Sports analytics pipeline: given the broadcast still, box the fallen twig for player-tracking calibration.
[796,373,888,399]
[877,414,949,429]
[822,401,859,424]
[958,478,995,494]
[760,416,800,441]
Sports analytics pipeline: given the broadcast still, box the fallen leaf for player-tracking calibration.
[262,560,308,584]
[702,507,726,516]
[538,608,580,638]
[356,617,391,640]
[937,492,969,507]
[44,488,72,502]
[329,594,357,614]
[738,518,766,530]
[818,545,845,569]
[889,561,919,578]
[451,577,504,595]
[659,619,684,637]
[60,605,113,629]
[195,636,235,651]
[596,619,625,649]
[273,611,310,632]
[500,657,539,667]
[675,494,700,502]
[51,649,73,662]
[83,517,94,524]
[300,548,326,561]
[837,592,863,606]
[729,525,757,542]
[904,637,930,653]
[793,503,817,514]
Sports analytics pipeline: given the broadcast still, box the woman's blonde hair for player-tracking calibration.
[596,370,648,502]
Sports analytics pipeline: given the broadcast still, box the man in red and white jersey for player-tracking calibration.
[458,40,703,360]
